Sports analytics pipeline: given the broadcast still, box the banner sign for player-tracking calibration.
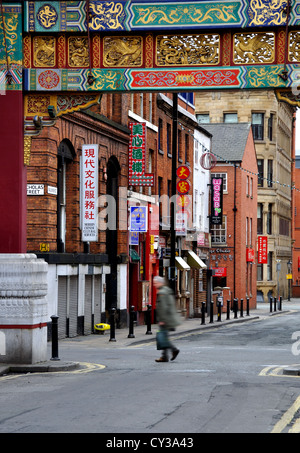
[211,177,223,225]
[258,236,268,264]
[130,206,148,232]
[129,123,154,186]
[81,144,99,242]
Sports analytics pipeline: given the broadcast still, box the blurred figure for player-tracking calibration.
[153,276,181,362]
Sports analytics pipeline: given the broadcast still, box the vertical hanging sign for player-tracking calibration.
[81,144,99,242]
[211,177,223,225]
[258,236,268,264]
[129,123,154,186]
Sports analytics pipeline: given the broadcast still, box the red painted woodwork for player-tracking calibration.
[0,91,27,252]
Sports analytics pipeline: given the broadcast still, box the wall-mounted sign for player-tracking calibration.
[246,248,255,262]
[130,206,147,232]
[211,177,223,225]
[81,144,99,242]
[212,267,227,277]
[176,180,191,195]
[130,232,139,245]
[27,184,44,195]
[48,186,57,195]
[129,123,154,186]
[176,165,190,180]
[258,236,268,264]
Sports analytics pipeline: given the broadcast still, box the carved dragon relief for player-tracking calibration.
[234,32,275,64]
[156,34,220,66]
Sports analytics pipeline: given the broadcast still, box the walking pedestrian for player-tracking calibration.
[153,276,181,362]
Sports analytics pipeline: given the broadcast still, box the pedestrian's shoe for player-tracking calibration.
[155,357,168,362]
[171,349,180,361]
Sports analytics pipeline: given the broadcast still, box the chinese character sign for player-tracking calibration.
[258,236,268,264]
[130,206,147,232]
[81,144,99,242]
[129,123,154,187]
[211,177,223,226]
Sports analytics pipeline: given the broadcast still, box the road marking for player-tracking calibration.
[271,395,300,433]
[259,364,300,378]
[0,362,106,380]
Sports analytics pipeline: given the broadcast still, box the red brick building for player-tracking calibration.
[26,92,206,337]
[204,123,258,308]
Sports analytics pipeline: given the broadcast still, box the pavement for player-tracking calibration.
[0,299,299,377]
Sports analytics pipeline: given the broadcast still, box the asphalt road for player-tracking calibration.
[1,308,300,435]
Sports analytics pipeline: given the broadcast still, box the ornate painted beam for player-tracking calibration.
[23,0,299,32]
[21,1,300,92]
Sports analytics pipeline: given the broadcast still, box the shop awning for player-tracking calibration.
[187,251,207,269]
[130,249,140,262]
[175,256,190,271]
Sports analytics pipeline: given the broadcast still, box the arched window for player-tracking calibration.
[57,140,75,252]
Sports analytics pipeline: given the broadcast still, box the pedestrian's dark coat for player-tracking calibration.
[156,285,181,330]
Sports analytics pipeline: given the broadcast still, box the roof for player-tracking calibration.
[202,123,252,163]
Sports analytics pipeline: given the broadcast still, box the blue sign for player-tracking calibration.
[130,206,147,232]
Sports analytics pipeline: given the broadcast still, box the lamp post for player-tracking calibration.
[288,260,292,301]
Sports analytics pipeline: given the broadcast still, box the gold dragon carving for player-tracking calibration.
[234,32,275,64]
[156,34,219,66]
[103,36,142,67]
[33,36,56,67]
[68,37,89,67]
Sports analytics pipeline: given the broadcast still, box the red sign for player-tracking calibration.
[212,267,227,277]
[176,180,191,195]
[258,236,268,264]
[176,165,190,180]
[176,195,191,208]
[246,248,255,262]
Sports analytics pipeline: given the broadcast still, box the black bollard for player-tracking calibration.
[109,308,116,342]
[246,297,250,316]
[234,298,238,319]
[201,302,206,325]
[240,298,244,318]
[50,315,60,361]
[279,296,282,311]
[128,305,135,338]
[145,304,152,335]
[217,302,222,322]
[227,300,230,320]
[274,297,277,312]
[210,301,214,324]
[270,297,273,313]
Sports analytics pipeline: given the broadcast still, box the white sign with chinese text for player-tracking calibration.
[80,144,99,242]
